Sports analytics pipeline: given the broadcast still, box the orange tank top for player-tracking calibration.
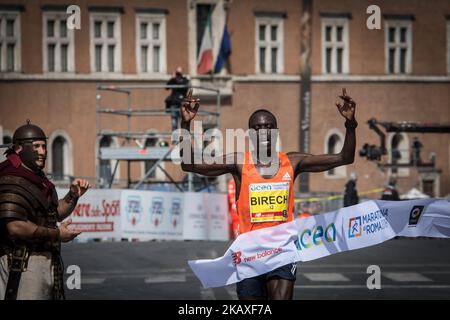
[236,151,295,234]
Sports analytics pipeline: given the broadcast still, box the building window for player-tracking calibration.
[2,133,12,145]
[43,12,75,72]
[321,18,349,74]
[90,13,121,73]
[49,131,73,181]
[324,129,346,178]
[140,133,166,181]
[196,4,213,61]
[136,14,166,74]
[385,20,412,74]
[0,11,20,72]
[388,132,410,177]
[52,136,66,180]
[0,128,12,161]
[447,20,450,74]
[99,136,113,185]
[256,17,284,74]
[143,136,159,179]
[98,134,120,187]
[100,136,112,185]
[327,134,340,175]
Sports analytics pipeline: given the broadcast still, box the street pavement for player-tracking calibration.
[62,238,450,300]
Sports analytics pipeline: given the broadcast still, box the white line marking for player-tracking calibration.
[225,286,238,300]
[85,268,186,275]
[298,264,450,268]
[303,273,350,282]
[383,272,433,282]
[294,285,450,289]
[82,277,106,284]
[144,274,186,284]
[209,250,218,259]
[200,288,216,300]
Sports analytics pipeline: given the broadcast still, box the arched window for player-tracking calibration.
[1,129,13,162]
[1,127,12,145]
[2,134,12,145]
[98,133,120,187]
[100,136,113,185]
[391,133,402,174]
[52,136,66,180]
[327,134,340,175]
[324,129,346,178]
[48,130,73,181]
[144,135,159,179]
[388,132,409,176]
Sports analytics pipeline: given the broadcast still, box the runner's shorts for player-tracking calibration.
[236,262,297,298]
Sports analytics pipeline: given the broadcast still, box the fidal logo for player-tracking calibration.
[170,198,182,228]
[151,197,164,227]
[348,216,362,238]
[125,196,142,226]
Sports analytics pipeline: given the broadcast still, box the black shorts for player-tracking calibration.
[236,263,297,299]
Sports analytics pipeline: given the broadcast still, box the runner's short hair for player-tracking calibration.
[248,109,277,128]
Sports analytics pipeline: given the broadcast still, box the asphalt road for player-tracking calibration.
[61,238,450,300]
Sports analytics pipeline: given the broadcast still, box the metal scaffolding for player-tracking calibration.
[95,84,222,191]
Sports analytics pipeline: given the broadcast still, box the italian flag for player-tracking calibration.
[197,14,214,74]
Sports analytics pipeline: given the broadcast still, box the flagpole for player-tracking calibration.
[299,0,313,193]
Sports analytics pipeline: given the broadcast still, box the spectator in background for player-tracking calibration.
[165,66,190,131]
[381,176,400,201]
[343,172,359,207]
[411,137,423,166]
[227,179,239,239]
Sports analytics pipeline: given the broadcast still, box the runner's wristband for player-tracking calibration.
[345,119,358,129]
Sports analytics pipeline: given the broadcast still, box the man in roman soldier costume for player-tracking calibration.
[0,120,90,300]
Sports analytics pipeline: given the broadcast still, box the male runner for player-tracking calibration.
[180,88,357,300]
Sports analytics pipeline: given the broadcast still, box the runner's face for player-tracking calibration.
[249,114,278,157]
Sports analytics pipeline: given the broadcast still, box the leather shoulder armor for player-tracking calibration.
[0,175,50,221]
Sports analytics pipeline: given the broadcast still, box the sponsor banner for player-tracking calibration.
[57,189,229,241]
[188,199,450,288]
[121,190,184,240]
[56,188,122,240]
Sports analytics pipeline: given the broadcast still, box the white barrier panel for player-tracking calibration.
[57,188,122,240]
[206,193,230,241]
[182,193,208,240]
[121,190,184,240]
[182,192,229,241]
[56,188,228,241]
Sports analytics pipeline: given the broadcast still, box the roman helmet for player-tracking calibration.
[12,120,48,172]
